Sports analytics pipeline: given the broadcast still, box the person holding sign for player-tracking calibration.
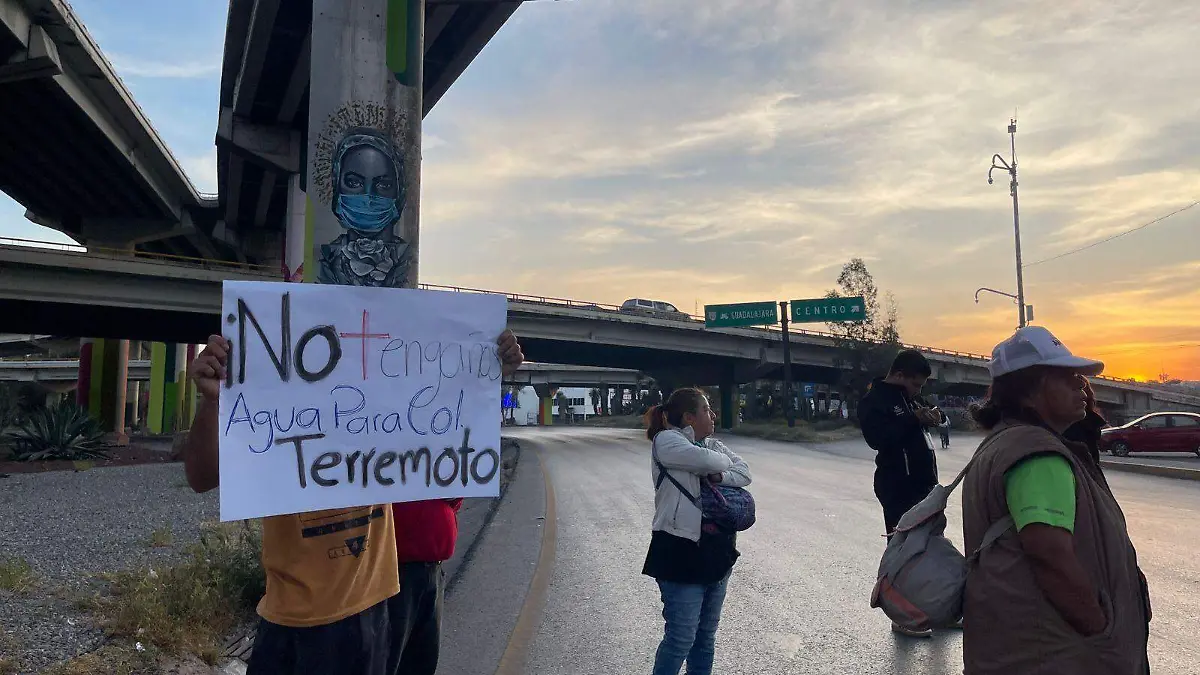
[182,329,524,675]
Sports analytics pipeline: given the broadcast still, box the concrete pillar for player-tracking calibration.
[76,338,95,409]
[600,385,610,416]
[129,380,140,428]
[171,343,187,432]
[533,384,553,426]
[147,342,174,435]
[719,377,738,430]
[307,0,423,289]
[74,338,130,444]
[284,173,307,281]
[105,340,129,444]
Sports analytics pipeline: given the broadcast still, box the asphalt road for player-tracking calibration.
[511,427,1200,675]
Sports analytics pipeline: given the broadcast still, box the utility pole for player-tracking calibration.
[989,118,1026,328]
[779,300,795,428]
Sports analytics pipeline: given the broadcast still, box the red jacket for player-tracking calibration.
[392,499,463,563]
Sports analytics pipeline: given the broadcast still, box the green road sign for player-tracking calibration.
[790,296,866,323]
[704,301,779,328]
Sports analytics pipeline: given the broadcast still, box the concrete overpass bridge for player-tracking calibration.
[0,357,643,390]
[2,241,1197,424]
[0,0,522,262]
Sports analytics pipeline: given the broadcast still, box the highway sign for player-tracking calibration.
[705,301,779,328]
[790,296,866,323]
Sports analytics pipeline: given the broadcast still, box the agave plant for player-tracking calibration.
[5,403,109,462]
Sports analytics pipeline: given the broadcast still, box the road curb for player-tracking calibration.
[1100,459,1200,481]
[445,437,522,592]
[494,444,556,675]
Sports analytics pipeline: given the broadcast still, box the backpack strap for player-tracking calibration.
[953,426,1026,560]
[968,514,1015,562]
[944,425,1024,494]
[652,436,699,506]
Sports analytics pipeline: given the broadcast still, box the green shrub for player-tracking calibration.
[5,403,108,462]
[85,521,265,663]
[0,555,34,592]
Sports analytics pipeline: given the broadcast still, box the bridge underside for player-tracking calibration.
[215,0,523,265]
[0,0,522,261]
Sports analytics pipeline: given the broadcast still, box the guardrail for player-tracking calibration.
[0,236,277,275]
[0,238,1181,391]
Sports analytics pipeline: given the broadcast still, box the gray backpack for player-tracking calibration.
[869,429,1015,630]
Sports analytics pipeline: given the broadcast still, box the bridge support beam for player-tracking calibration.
[533,384,553,426]
[147,343,192,435]
[719,373,738,430]
[75,338,130,444]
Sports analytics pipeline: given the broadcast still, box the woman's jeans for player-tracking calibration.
[652,574,730,675]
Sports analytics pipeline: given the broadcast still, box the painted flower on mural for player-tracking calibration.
[318,126,413,288]
[321,235,410,287]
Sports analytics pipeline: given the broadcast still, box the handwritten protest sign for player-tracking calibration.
[217,280,508,521]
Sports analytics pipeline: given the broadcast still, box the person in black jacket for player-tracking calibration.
[859,350,949,638]
[859,350,947,536]
[1062,379,1107,466]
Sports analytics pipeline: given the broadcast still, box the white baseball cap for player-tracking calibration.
[988,326,1104,378]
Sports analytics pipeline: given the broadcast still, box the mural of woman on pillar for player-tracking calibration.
[318,127,412,287]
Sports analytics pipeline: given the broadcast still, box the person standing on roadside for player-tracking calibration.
[859,350,947,535]
[386,496,463,674]
[643,388,751,675]
[962,326,1150,674]
[858,350,948,637]
[1063,380,1107,465]
[182,330,524,675]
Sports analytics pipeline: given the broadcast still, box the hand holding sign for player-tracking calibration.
[497,329,524,376]
[189,335,230,400]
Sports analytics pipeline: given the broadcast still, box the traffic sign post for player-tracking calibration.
[779,300,795,428]
[790,296,866,323]
[704,301,779,329]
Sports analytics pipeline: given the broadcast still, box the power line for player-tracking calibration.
[1024,200,1200,268]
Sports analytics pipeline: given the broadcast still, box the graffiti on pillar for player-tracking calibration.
[310,102,415,287]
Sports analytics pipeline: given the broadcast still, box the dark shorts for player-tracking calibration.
[246,598,394,675]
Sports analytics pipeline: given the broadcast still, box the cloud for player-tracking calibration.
[181,149,218,194]
[416,0,1200,377]
[110,55,220,79]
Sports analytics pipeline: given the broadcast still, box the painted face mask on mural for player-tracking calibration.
[336,193,400,233]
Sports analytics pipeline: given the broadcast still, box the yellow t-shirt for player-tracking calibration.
[256,504,400,628]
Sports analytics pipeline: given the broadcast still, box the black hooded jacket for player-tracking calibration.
[858,377,941,494]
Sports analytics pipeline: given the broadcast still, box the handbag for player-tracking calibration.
[652,440,756,533]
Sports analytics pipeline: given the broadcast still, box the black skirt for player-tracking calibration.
[642,528,739,586]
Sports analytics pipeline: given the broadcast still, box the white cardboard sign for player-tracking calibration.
[217,281,507,521]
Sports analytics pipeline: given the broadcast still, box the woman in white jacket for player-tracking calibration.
[642,388,752,675]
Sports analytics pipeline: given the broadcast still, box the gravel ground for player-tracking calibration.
[0,462,217,674]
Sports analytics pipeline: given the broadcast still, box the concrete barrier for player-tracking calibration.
[1100,459,1200,481]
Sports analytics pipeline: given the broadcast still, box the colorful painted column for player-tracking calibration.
[183,344,198,429]
[105,339,129,443]
[147,342,185,435]
[72,338,130,443]
[531,384,553,425]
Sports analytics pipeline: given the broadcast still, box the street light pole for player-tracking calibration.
[989,118,1026,328]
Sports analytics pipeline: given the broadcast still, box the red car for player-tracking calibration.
[1100,412,1200,457]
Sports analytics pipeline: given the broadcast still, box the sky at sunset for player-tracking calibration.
[1,0,1197,380]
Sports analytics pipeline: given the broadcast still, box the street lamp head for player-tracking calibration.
[988,176,994,185]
